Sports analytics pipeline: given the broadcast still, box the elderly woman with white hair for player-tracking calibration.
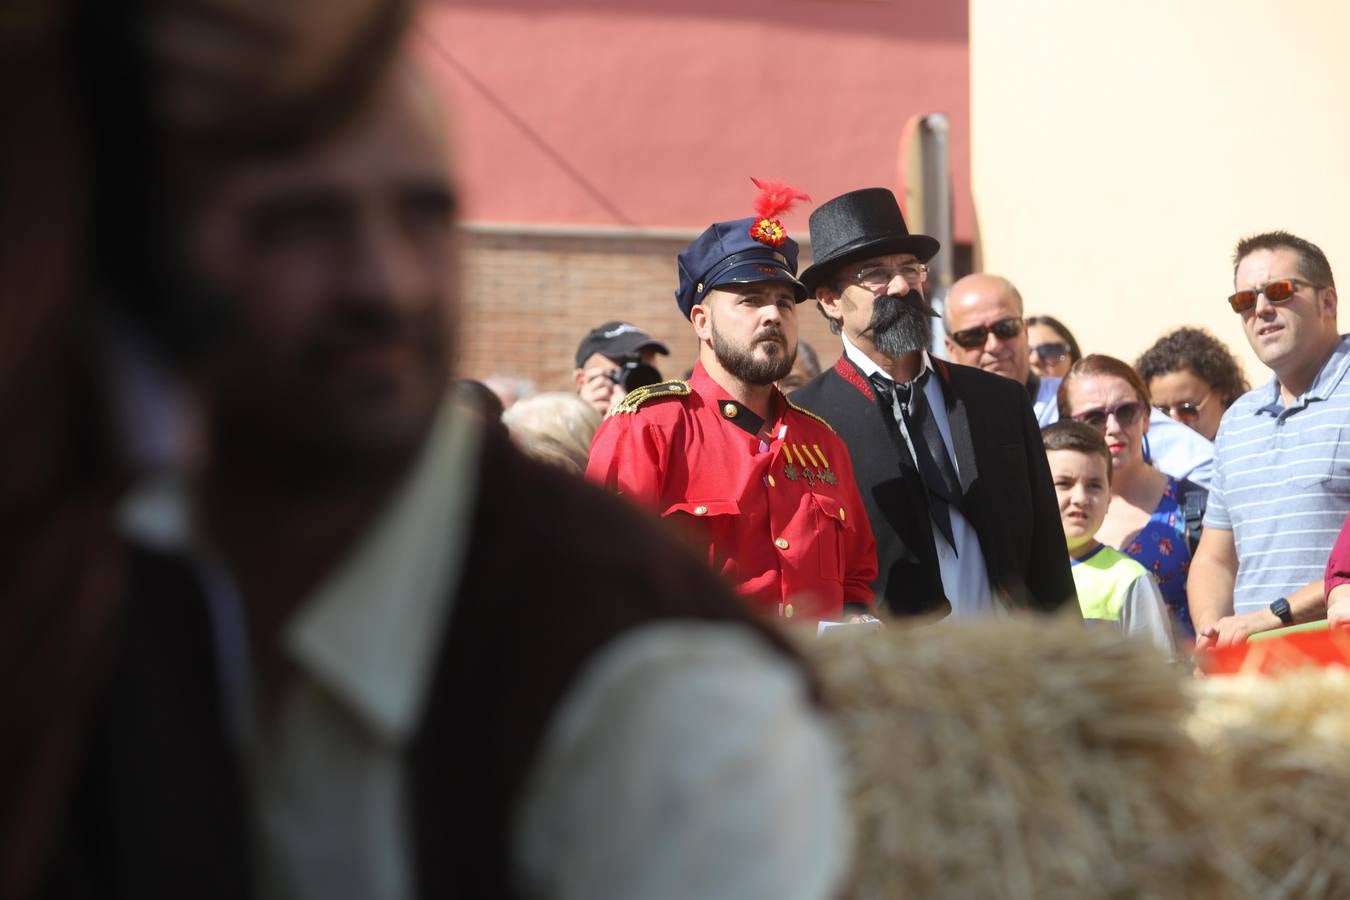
[502,392,604,475]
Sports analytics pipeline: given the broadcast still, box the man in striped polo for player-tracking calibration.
[1191,231,1350,648]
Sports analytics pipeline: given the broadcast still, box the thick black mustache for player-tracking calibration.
[862,293,933,337]
[754,326,787,343]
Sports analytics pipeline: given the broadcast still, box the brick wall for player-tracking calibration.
[457,225,846,395]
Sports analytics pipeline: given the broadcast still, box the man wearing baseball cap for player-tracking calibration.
[790,187,1075,619]
[572,320,669,414]
[586,181,877,623]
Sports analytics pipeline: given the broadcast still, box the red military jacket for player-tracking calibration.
[585,362,878,622]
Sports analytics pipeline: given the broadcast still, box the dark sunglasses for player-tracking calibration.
[1227,277,1320,314]
[1071,401,1145,430]
[1030,341,1069,364]
[949,316,1024,350]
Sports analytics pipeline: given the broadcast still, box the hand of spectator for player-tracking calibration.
[577,368,618,415]
[1196,607,1282,649]
[1328,585,1350,629]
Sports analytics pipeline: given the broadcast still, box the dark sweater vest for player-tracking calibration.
[48,424,812,899]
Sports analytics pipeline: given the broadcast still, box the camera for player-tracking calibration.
[607,360,663,392]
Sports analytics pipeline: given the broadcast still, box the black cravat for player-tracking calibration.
[870,371,962,553]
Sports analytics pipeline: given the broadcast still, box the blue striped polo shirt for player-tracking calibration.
[1205,335,1350,614]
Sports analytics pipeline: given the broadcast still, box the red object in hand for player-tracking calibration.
[1200,628,1350,676]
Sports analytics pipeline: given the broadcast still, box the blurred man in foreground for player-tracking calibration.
[50,60,849,899]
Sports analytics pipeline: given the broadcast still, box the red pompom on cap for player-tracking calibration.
[748,177,810,248]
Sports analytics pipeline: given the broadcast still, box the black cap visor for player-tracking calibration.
[705,259,808,302]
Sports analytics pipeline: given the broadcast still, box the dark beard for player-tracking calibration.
[865,293,935,357]
[711,322,795,386]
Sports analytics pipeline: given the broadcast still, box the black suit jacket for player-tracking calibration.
[791,353,1077,617]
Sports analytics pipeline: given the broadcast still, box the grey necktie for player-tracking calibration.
[870,371,961,553]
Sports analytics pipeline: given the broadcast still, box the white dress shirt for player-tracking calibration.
[841,333,1000,616]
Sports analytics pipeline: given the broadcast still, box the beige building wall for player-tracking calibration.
[969,0,1350,385]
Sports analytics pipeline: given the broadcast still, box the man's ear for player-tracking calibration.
[815,285,842,323]
[690,301,713,341]
[573,368,587,392]
[943,335,959,357]
[1321,285,1338,321]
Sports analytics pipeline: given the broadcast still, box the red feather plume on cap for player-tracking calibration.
[748,177,810,248]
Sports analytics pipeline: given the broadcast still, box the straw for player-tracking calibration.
[808,616,1245,899]
[1190,669,1350,900]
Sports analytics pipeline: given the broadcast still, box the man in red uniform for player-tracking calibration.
[586,189,878,622]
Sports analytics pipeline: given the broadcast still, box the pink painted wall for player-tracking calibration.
[416,1,971,241]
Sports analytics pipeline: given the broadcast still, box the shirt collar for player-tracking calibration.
[688,361,782,436]
[839,331,933,385]
[119,399,483,746]
[286,399,482,745]
[1254,334,1350,416]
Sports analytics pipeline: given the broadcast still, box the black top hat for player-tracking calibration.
[798,188,940,295]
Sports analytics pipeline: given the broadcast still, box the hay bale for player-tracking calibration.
[1190,669,1350,900]
[809,616,1243,900]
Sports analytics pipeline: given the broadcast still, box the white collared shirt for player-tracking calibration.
[121,398,851,900]
[841,333,999,617]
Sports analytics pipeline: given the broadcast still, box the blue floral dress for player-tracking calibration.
[1120,477,1194,639]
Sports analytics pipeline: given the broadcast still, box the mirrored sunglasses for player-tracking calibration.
[1227,278,1318,314]
[1071,401,1145,430]
[949,316,1024,350]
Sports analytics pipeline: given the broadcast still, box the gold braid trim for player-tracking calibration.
[785,399,836,433]
[612,380,692,414]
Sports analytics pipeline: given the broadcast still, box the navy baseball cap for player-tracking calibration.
[675,216,807,319]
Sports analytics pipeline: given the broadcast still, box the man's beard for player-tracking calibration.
[865,292,935,357]
[710,319,795,386]
[204,282,453,493]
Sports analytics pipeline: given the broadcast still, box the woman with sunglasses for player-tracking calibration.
[1134,327,1250,442]
[1059,355,1199,641]
[1025,315,1082,380]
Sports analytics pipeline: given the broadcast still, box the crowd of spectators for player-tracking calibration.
[475,226,1349,660]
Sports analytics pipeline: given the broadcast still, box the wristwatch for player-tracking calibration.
[1269,597,1293,625]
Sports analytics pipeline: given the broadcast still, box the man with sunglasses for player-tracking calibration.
[790,188,1075,618]
[944,273,1059,426]
[1191,230,1350,650]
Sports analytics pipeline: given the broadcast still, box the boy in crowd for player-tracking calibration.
[1043,421,1177,658]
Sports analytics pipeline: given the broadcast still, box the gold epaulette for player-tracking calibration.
[613,380,692,414]
[786,399,836,433]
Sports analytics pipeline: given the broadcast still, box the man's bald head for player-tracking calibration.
[944,273,1030,384]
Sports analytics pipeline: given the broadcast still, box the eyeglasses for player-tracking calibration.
[949,317,1025,350]
[1227,277,1322,314]
[1155,393,1214,422]
[848,263,929,290]
[1029,341,1069,364]
[1071,401,1145,430]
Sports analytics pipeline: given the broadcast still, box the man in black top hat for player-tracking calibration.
[790,188,1076,618]
[573,321,670,414]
